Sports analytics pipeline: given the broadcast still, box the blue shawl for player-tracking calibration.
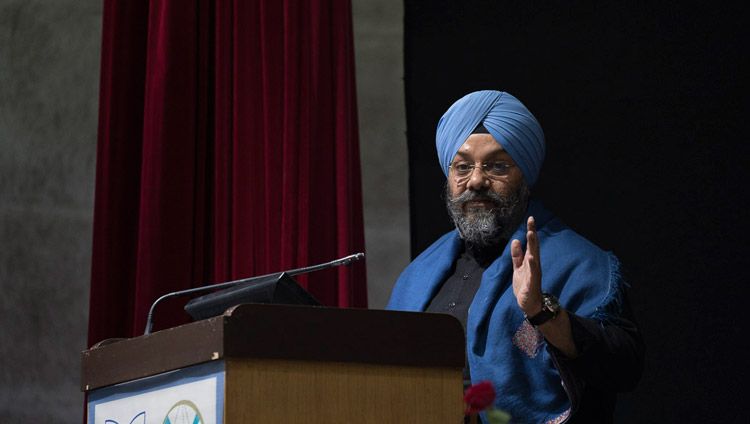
[387,200,626,424]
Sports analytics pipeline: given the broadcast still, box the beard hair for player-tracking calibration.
[445,181,529,248]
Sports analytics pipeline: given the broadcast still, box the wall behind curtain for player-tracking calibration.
[353,0,409,309]
[88,0,368,344]
[0,0,101,422]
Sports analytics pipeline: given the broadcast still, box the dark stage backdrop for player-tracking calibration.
[404,1,747,422]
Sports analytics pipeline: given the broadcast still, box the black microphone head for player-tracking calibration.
[344,252,365,265]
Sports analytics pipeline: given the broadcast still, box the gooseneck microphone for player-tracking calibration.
[143,252,365,335]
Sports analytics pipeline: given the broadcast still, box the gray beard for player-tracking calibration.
[445,182,528,248]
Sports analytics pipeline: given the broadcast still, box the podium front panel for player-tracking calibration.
[87,361,225,424]
[224,358,463,423]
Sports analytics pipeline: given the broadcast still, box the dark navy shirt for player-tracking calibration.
[425,240,506,388]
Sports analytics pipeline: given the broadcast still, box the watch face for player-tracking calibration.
[542,293,560,313]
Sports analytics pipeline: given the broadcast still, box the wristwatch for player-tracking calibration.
[525,292,560,326]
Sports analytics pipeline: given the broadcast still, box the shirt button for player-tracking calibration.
[448,301,457,308]
[462,274,469,280]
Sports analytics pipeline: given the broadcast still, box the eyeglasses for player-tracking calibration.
[448,161,516,183]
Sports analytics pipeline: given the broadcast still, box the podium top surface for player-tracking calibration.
[81,304,465,391]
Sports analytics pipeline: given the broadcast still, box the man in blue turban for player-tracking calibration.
[388,91,644,423]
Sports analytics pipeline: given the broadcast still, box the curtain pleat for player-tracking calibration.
[89,0,367,345]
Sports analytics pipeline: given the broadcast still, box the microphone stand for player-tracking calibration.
[143,252,364,335]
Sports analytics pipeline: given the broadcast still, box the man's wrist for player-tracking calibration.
[521,292,544,316]
[524,293,560,326]
[524,304,543,317]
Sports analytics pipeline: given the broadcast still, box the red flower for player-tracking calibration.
[463,381,497,414]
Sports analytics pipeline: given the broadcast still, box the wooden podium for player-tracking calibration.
[81,304,465,423]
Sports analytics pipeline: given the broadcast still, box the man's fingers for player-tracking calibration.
[526,216,540,259]
[511,239,523,269]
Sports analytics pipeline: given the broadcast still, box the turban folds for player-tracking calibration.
[436,90,545,187]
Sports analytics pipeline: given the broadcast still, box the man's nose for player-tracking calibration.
[466,166,492,191]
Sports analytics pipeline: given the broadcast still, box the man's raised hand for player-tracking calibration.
[511,216,543,316]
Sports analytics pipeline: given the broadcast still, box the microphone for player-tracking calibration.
[143,252,365,335]
[286,252,365,276]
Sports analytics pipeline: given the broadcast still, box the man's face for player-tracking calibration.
[445,133,529,245]
[447,133,526,200]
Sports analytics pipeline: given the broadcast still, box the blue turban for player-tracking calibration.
[436,90,546,187]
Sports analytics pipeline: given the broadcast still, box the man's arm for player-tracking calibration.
[511,216,644,391]
[511,216,578,357]
[557,300,644,391]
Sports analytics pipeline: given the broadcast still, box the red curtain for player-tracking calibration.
[88,0,367,346]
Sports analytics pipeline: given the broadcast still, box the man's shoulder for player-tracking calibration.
[387,230,461,311]
[538,217,606,255]
[528,201,609,256]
